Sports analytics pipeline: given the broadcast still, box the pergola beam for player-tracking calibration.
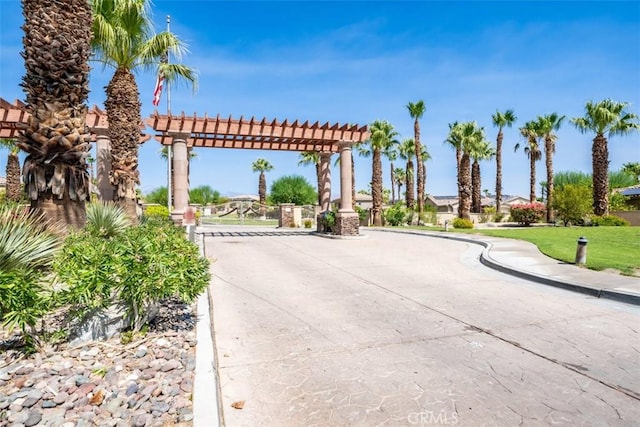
[145,111,369,152]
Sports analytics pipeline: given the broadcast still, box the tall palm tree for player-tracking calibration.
[419,145,431,198]
[251,159,273,214]
[383,138,399,204]
[359,120,398,226]
[407,100,426,213]
[470,140,495,214]
[446,121,484,220]
[393,167,406,203]
[298,151,321,206]
[91,0,197,220]
[398,138,416,208]
[0,139,21,202]
[571,99,640,215]
[517,120,543,203]
[17,0,92,229]
[537,113,565,222]
[491,109,517,214]
[444,122,463,215]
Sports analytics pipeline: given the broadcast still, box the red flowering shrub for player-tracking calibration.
[510,202,546,226]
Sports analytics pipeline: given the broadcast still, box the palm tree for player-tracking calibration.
[91,0,197,220]
[621,162,640,183]
[298,151,322,206]
[393,167,406,203]
[398,138,416,208]
[517,120,543,203]
[17,0,92,229]
[469,140,495,213]
[491,109,517,214]
[537,113,565,222]
[446,122,484,220]
[251,159,273,212]
[383,138,399,204]
[444,122,463,216]
[571,99,640,215]
[0,139,21,202]
[359,120,398,226]
[419,145,431,199]
[407,100,426,214]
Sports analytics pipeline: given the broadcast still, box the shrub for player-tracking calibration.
[590,215,630,227]
[269,175,317,205]
[86,202,130,238]
[553,184,592,226]
[144,204,170,219]
[480,206,496,223]
[320,210,335,233]
[452,217,474,229]
[493,212,505,223]
[384,203,407,226]
[355,205,368,224]
[510,202,546,226]
[54,220,210,332]
[303,219,313,228]
[0,205,62,345]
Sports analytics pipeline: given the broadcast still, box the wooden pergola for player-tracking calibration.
[144,112,368,153]
[0,97,149,142]
[0,99,370,235]
[0,97,151,201]
[145,112,369,235]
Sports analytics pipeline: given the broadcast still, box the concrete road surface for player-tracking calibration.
[203,227,640,426]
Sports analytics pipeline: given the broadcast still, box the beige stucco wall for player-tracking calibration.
[611,210,640,226]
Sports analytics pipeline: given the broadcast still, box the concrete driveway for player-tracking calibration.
[203,227,640,426]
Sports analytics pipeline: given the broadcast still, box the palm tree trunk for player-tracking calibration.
[592,134,609,215]
[459,154,471,220]
[6,153,21,202]
[456,148,462,217]
[495,129,503,214]
[259,171,266,216]
[315,162,322,206]
[472,160,481,213]
[414,121,424,214]
[405,161,414,208]
[372,149,383,226]
[106,67,141,223]
[390,162,395,204]
[545,136,554,222]
[20,0,92,230]
[529,151,537,203]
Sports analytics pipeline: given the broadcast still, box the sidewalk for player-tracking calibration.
[370,227,640,306]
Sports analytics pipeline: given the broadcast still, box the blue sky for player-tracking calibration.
[1,1,639,199]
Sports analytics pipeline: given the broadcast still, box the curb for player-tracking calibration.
[368,228,640,306]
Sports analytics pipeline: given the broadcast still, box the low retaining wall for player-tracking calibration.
[611,210,640,226]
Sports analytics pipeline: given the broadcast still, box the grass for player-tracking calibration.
[412,225,640,276]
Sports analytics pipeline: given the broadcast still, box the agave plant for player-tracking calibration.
[85,202,131,238]
[0,204,62,341]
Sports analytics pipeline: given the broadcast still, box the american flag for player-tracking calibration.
[152,71,164,107]
[152,53,168,107]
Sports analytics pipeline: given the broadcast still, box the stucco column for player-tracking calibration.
[95,132,114,201]
[338,142,354,213]
[319,152,332,212]
[171,133,190,214]
[335,141,359,236]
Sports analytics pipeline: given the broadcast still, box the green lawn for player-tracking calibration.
[433,226,640,276]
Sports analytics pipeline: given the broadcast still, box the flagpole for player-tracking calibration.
[166,15,172,212]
